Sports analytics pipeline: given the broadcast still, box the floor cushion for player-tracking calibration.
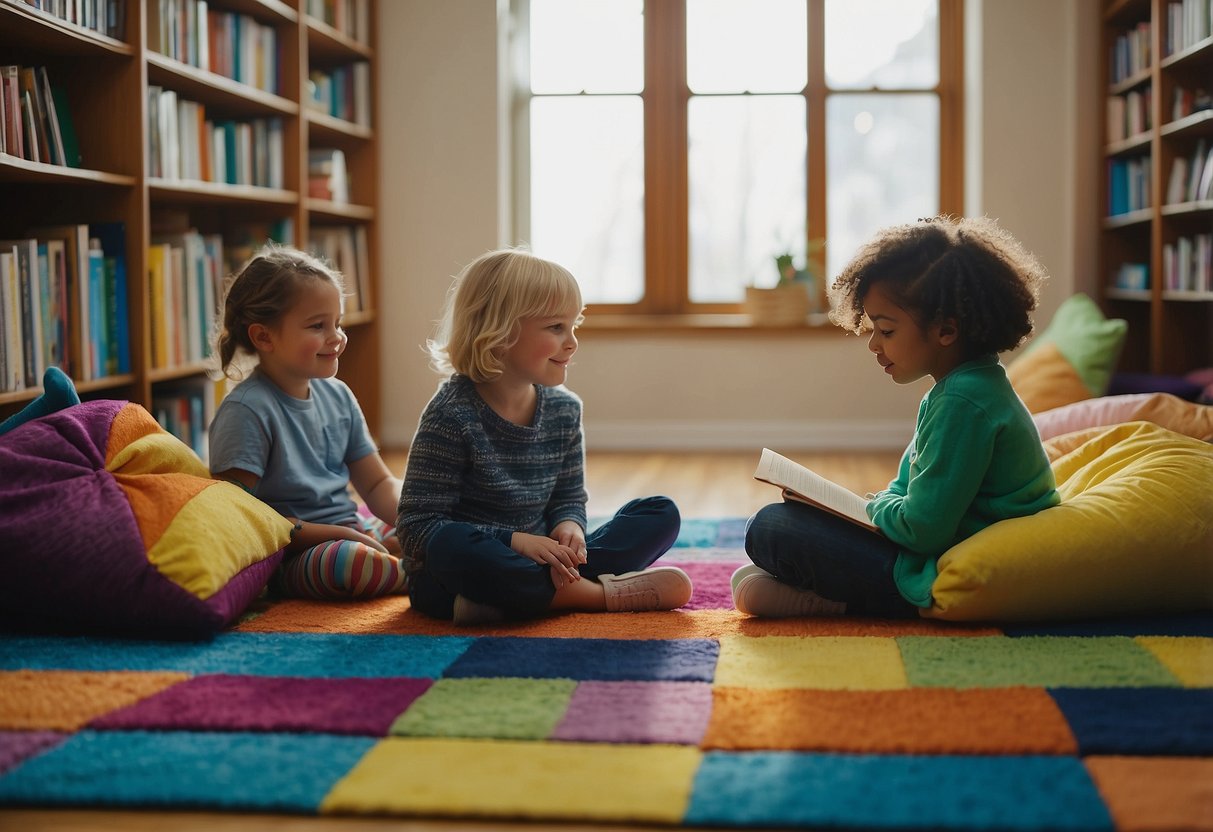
[1033,392,1213,442]
[1006,293,1128,413]
[925,421,1213,622]
[0,400,291,636]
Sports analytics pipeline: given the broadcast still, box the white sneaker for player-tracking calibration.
[730,563,770,594]
[599,567,694,612]
[732,571,846,618]
[452,594,506,626]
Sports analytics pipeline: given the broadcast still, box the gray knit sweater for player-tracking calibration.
[396,374,588,573]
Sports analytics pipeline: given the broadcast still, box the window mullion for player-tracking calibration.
[806,0,827,310]
[644,0,688,314]
[938,0,965,215]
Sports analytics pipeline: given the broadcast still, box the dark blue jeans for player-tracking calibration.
[410,496,681,620]
[745,501,918,619]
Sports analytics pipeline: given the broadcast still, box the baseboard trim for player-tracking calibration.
[582,419,913,451]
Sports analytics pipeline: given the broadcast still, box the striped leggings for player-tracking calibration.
[273,514,409,600]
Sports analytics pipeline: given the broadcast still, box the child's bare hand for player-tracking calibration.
[549,521,588,563]
[511,532,581,584]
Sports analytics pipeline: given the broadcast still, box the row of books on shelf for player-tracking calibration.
[306,0,371,44]
[1110,20,1151,85]
[148,86,284,188]
[148,229,224,370]
[1163,0,1213,56]
[306,64,371,127]
[1163,233,1213,292]
[17,0,124,39]
[310,225,371,314]
[1108,156,1151,215]
[152,376,217,464]
[1171,85,1212,121]
[1165,139,1213,204]
[1106,87,1151,143]
[148,0,281,95]
[1111,262,1149,292]
[0,64,81,167]
[0,223,129,394]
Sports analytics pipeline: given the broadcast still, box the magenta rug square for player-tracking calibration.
[0,731,66,774]
[89,674,433,736]
[551,680,712,745]
[669,561,743,610]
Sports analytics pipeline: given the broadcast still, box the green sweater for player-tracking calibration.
[866,355,1059,607]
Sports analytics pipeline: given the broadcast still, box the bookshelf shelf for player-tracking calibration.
[0,0,383,447]
[0,156,136,186]
[1099,0,1213,376]
[146,53,299,116]
[0,2,134,57]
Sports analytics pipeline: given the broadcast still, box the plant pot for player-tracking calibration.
[744,284,811,326]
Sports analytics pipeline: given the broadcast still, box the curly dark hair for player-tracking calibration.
[827,216,1048,356]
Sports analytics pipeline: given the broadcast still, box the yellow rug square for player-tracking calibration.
[1136,637,1213,687]
[0,670,189,730]
[713,635,907,690]
[322,737,700,823]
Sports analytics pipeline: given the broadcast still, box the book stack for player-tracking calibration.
[147,229,225,370]
[1110,19,1151,83]
[1164,139,1213,205]
[1162,234,1213,292]
[147,87,284,188]
[1163,0,1212,56]
[1107,155,1152,215]
[18,0,124,38]
[306,63,371,127]
[309,226,370,314]
[306,0,371,44]
[152,377,218,463]
[308,149,348,203]
[0,65,81,167]
[0,222,130,393]
[148,0,281,96]
[1106,87,1151,143]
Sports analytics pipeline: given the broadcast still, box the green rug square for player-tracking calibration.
[898,636,1179,689]
[388,677,577,740]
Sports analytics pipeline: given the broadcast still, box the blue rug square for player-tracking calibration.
[1004,613,1213,638]
[1048,688,1213,756]
[443,637,719,682]
[685,751,1113,831]
[0,730,374,811]
[0,634,473,679]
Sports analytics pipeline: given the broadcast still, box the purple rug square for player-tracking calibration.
[0,731,67,774]
[667,562,741,610]
[552,681,712,745]
[89,674,433,736]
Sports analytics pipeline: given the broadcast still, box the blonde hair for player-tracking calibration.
[428,248,583,382]
[213,244,345,381]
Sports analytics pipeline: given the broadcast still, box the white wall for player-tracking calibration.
[377,0,1098,451]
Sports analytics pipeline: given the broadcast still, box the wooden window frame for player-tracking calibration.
[512,0,965,324]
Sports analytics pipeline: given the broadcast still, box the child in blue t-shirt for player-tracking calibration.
[209,246,407,599]
[733,216,1060,618]
[398,248,692,625]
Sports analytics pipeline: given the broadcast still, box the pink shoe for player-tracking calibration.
[732,571,846,617]
[599,567,694,612]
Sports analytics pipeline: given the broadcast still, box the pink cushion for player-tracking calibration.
[1033,393,1213,442]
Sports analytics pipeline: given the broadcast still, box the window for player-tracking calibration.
[513,0,963,319]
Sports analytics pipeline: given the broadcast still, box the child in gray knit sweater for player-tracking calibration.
[397,248,692,625]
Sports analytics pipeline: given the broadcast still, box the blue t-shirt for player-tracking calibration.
[209,370,377,526]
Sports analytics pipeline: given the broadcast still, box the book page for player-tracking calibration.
[753,448,877,531]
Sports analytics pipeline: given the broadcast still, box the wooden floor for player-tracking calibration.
[4,450,899,832]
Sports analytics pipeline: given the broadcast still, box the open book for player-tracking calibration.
[753,448,879,532]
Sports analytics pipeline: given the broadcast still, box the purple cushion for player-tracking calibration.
[1108,373,1204,401]
[0,400,286,637]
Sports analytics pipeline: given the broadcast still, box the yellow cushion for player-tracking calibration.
[924,421,1213,622]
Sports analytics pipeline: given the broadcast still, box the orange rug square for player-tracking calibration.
[0,670,188,730]
[1085,756,1213,832]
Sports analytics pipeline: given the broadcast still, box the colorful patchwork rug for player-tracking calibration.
[1,518,1211,830]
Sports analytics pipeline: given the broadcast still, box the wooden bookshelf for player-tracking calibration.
[0,0,381,442]
[1099,0,1213,376]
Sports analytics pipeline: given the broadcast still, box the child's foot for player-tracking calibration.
[732,570,846,617]
[452,594,506,626]
[599,567,693,612]
[730,563,769,594]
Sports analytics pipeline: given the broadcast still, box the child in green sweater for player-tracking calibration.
[734,216,1060,618]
